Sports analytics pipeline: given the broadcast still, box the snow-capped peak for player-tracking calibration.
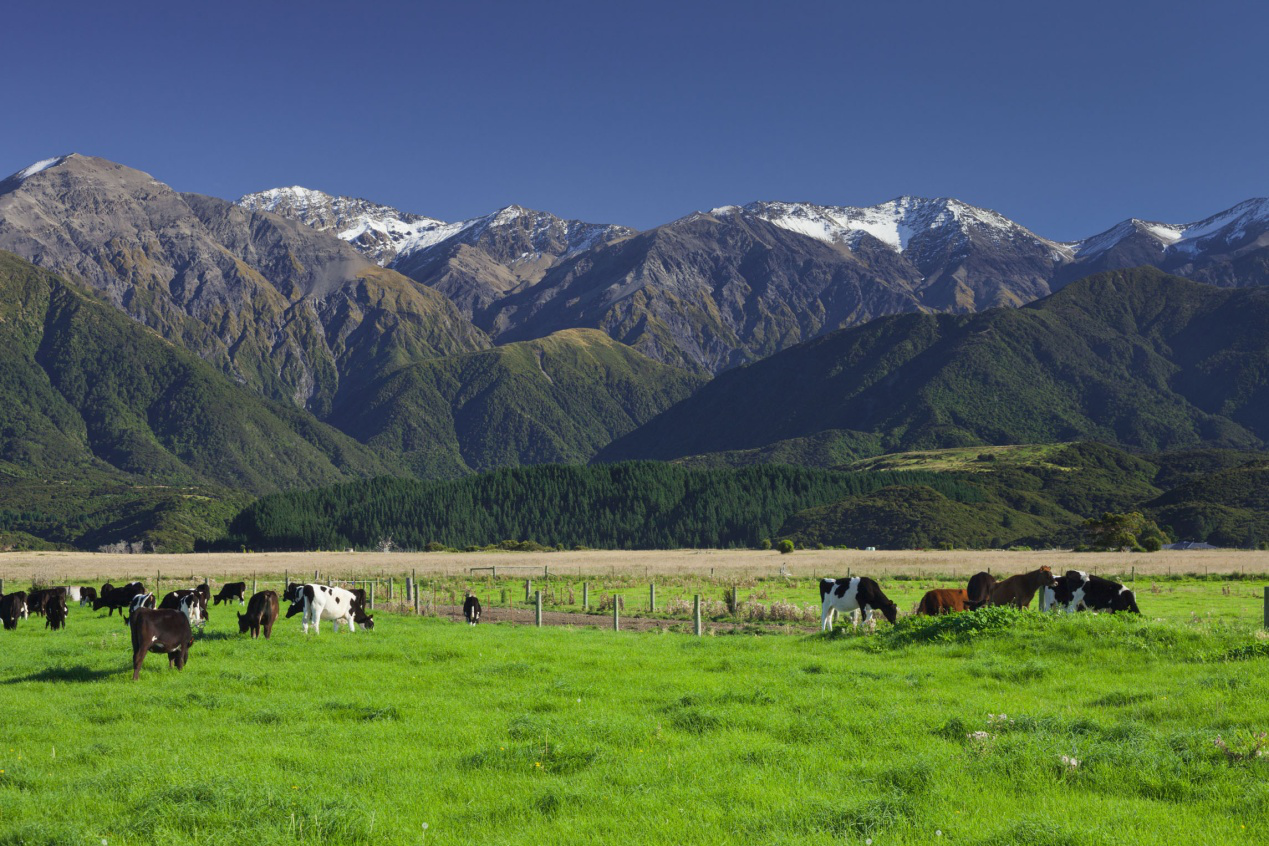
[1074,199,1269,259]
[8,155,72,183]
[735,196,1053,254]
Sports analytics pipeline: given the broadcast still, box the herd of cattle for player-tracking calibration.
[1,564,1137,677]
[0,580,379,679]
[818,565,1140,630]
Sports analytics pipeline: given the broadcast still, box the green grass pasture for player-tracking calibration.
[1,598,1268,845]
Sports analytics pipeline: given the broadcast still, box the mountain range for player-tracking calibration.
[1,152,1268,549]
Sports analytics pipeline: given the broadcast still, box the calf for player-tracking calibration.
[126,592,157,624]
[238,591,280,639]
[0,591,27,630]
[915,588,967,616]
[1053,571,1140,614]
[213,582,247,606]
[159,590,206,626]
[78,586,98,607]
[94,582,145,616]
[463,594,482,625]
[129,609,193,680]
[45,594,68,630]
[819,577,898,632]
[285,584,362,634]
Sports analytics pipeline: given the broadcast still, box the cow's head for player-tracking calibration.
[1116,588,1141,614]
[237,611,250,633]
[879,599,898,625]
[361,614,374,631]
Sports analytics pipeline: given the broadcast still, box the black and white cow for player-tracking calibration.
[126,592,157,624]
[159,590,206,626]
[45,594,68,630]
[819,577,899,631]
[0,591,27,630]
[1053,570,1141,614]
[463,594,482,625]
[284,584,363,634]
[213,582,247,606]
[94,582,145,616]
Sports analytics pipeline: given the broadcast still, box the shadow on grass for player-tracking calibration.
[3,665,118,684]
[195,631,238,641]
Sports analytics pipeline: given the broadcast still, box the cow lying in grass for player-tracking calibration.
[129,609,193,680]
[819,577,898,632]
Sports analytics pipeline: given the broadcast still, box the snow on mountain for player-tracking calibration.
[11,155,71,182]
[1074,199,1269,259]
[720,197,1071,259]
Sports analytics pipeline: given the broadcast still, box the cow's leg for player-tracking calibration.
[348,615,357,633]
[132,645,148,681]
[820,602,833,632]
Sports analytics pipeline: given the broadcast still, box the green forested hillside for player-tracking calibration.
[227,463,982,550]
[0,251,390,503]
[328,329,706,476]
[599,269,1269,463]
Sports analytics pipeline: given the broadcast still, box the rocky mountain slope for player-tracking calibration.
[0,155,488,421]
[598,268,1269,462]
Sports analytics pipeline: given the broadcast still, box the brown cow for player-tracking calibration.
[916,588,968,616]
[129,609,193,680]
[238,590,279,639]
[987,566,1056,609]
[0,592,27,630]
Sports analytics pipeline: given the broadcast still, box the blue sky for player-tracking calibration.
[4,0,1266,238]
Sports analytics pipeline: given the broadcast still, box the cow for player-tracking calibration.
[45,594,68,630]
[285,584,363,634]
[213,582,247,606]
[94,582,145,616]
[159,590,206,626]
[129,609,193,680]
[1053,570,1140,614]
[986,566,1056,609]
[26,587,67,617]
[0,592,27,630]
[463,593,482,625]
[819,577,899,632]
[347,588,375,630]
[78,586,98,607]
[915,588,968,616]
[965,572,997,611]
[237,591,279,639]
[126,592,157,624]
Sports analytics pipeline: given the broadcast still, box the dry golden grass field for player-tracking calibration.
[2,547,1267,584]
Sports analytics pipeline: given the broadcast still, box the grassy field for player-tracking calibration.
[2,576,1268,845]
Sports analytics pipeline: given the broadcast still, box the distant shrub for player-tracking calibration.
[777,539,795,554]
[758,538,772,550]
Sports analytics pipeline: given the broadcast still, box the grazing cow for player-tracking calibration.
[819,577,899,632]
[237,591,280,639]
[94,582,145,616]
[1053,570,1140,614]
[965,572,997,610]
[463,594,482,625]
[78,586,98,607]
[126,592,157,624]
[285,584,362,634]
[45,594,68,630]
[347,588,375,630]
[915,588,968,616]
[986,566,1056,609]
[129,609,193,680]
[26,587,67,617]
[213,582,247,606]
[159,590,206,626]
[0,591,27,630]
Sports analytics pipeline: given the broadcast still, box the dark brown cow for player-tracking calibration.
[26,587,67,617]
[916,588,968,616]
[965,572,997,610]
[237,590,279,639]
[986,566,1056,609]
[214,582,247,606]
[129,609,193,680]
[93,582,145,616]
[78,586,98,607]
[1,592,27,630]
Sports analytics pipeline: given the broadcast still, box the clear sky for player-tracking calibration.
[4,0,1266,238]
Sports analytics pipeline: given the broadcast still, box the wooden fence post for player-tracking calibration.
[284,569,288,590]
[583,582,589,611]
[388,579,394,601]
[369,583,375,611]
[251,573,257,596]
[613,596,620,632]
[1263,586,1268,629]
[535,591,543,627]
[525,579,532,603]
[0,578,4,594]
[694,594,702,637]
[314,568,319,582]
[650,582,656,612]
